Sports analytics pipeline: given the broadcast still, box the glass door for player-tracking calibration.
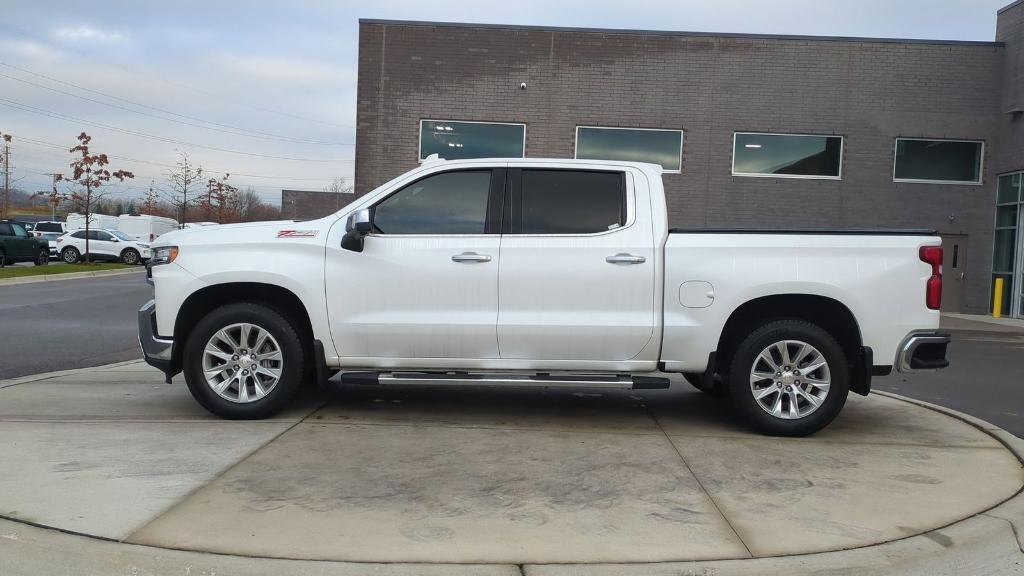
[994,172,1022,318]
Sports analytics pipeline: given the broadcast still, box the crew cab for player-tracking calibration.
[139,158,950,436]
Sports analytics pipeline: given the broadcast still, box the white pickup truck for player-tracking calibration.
[139,158,950,436]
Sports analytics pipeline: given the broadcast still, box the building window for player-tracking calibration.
[419,120,525,161]
[893,138,983,184]
[732,133,843,179]
[575,127,683,172]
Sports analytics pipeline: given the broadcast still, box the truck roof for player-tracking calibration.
[421,155,665,174]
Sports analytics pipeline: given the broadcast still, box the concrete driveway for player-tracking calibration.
[0,362,1022,575]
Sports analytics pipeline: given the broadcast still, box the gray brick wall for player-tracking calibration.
[356,20,1008,314]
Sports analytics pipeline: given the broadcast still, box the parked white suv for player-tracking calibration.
[139,158,950,436]
[58,229,151,264]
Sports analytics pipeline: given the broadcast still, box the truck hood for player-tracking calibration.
[155,219,337,247]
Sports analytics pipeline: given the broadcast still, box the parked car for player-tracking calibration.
[65,213,119,232]
[118,214,178,242]
[37,232,62,259]
[32,221,66,237]
[57,229,151,265]
[140,158,950,436]
[0,220,50,267]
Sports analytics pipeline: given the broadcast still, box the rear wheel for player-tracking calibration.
[61,247,81,264]
[0,248,6,267]
[183,302,305,419]
[121,248,140,265]
[34,248,49,266]
[727,319,848,437]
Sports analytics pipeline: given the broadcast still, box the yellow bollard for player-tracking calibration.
[993,277,1005,318]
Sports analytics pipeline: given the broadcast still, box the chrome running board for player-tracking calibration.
[340,371,670,390]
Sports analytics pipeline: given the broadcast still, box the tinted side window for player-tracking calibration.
[519,170,625,234]
[94,231,113,241]
[35,223,61,232]
[373,170,491,235]
[11,223,28,238]
[0,223,12,236]
[72,231,87,239]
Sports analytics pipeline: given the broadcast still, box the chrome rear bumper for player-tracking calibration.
[896,332,951,373]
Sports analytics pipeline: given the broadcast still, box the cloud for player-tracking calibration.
[5,40,65,64]
[52,25,126,43]
[212,54,347,84]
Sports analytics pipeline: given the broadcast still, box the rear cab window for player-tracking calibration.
[513,169,626,234]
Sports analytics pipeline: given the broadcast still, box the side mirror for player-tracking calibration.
[341,208,371,252]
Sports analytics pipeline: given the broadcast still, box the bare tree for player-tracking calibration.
[60,132,134,263]
[164,152,203,227]
[236,187,261,221]
[200,173,239,224]
[141,179,160,215]
[323,176,353,195]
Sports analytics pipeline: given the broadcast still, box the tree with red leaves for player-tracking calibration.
[200,173,239,224]
[61,132,134,263]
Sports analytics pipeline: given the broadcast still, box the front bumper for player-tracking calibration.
[138,299,174,377]
[896,331,951,373]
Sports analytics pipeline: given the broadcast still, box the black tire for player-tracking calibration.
[121,248,140,265]
[683,372,728,397]
[61,247,80,264]
[0,249,6,267]
[727,319,849,437]
[34,248,49,266]
[183,302,305,419]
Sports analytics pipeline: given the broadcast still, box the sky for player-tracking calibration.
[0,0,1009,206]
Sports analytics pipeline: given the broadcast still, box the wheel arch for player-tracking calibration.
[714,293,870,395]
[170,282,315,377]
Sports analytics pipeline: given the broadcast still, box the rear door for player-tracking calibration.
[497,167,657,361]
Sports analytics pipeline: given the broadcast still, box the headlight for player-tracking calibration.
[150,246,178,266]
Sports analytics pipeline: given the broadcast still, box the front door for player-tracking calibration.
[8,222,35,259]
[497,168,657,361]
[88,230,119,259]
[940,234,967,313]
[326,168,504,362]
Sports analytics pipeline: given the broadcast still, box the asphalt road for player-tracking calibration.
[0,273,152,379]
[2,274,1022,437]
[874,315,1024,438]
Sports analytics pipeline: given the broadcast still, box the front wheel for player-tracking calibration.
[61,247,81,264]
[121,248,140,265]
[182,302,305,419]
[34,248,49,266]
[727,319,849,437]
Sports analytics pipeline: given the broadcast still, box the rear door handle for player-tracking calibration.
[606,253,646,265]
[452,252,492,263]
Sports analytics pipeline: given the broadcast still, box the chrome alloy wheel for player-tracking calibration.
[202,322,283,403]
[749,339,831,420]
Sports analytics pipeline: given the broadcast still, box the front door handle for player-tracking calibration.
[606,253,646,265]
[452,252,492,263]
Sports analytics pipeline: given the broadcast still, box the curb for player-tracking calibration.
[0,360,144,390]
[0,267,145,287]
[0,379,1020,575]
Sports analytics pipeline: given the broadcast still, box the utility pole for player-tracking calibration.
[1,134,11,220]
[44,173,61,220]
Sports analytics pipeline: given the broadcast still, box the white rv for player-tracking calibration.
[65,213,120,232]
[118,214,179,242]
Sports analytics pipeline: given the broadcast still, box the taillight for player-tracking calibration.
[56,238,63,243]
[919,246,943,310]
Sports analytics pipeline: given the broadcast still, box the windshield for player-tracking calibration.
[111,230,134,241]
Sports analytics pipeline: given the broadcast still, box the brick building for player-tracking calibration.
[354,1,1024,317]
[280,189,354,220]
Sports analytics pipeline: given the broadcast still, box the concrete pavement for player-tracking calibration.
[0,362,1021,574]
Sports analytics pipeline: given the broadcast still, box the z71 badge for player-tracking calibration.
[276,230,319,238]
